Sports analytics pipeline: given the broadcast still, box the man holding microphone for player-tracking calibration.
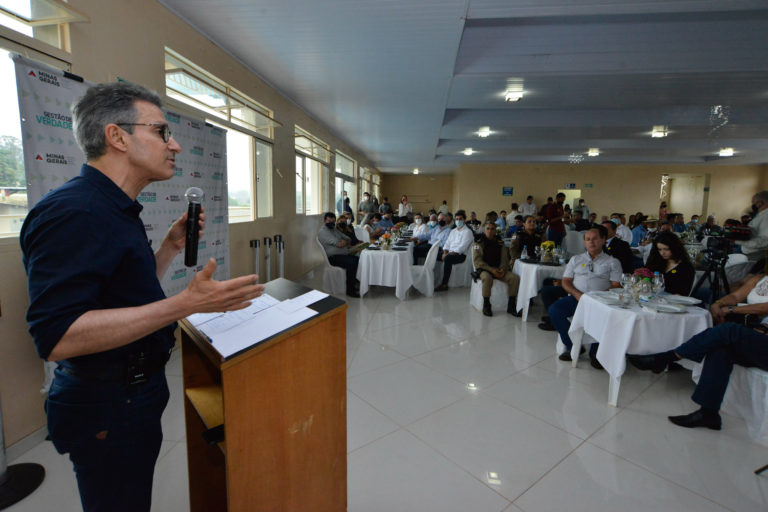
[21,82,263,512]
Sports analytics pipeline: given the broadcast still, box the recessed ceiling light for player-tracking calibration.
[477,126,491,138]
[503,78,524,102]
[412,168,419,174]
[719,147,734,157]
[651,125,668,138]
[462,148,474,156]
[587,148,600,157]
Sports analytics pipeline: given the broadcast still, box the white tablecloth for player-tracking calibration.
[357,245,414,300]
[568,293,712,405]
[512,259,566,321]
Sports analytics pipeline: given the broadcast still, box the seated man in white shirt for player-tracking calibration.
[610,212,633,243]
[548,225,622,369]
[736,191,768,261]
[435,210,475,292]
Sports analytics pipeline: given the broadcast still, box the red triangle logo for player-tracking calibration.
[166,196,170,200]
[35,154,43,160]
[28,70,36,77]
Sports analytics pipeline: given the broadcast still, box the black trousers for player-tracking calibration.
[439,250,467,285]
[413,243,431,265]
[328,254,359,292]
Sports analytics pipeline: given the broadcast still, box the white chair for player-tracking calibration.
[469,250,509,312]
[563,231,585,256]
[354,226,370,243]
[410,243,440,297]
[315,238,346,295]
[726,253,748,266]
[434,244,474,288]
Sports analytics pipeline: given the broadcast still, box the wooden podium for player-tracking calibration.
[179,279,347,512]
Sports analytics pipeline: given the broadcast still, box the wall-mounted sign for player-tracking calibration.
[565,183,577,189]
[502,186,514,196]
[584,183,593,188]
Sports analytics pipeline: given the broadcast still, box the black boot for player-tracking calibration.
[482,297,492,317]
[508,296,522,317]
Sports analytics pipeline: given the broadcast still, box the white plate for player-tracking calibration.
[641,302,687,314]
[590,291,621,305]
[663,295,701,305]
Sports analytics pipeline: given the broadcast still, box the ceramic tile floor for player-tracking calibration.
[7,286,768,511]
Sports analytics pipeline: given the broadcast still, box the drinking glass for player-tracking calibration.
[534,246,542,259]
[620,273,632,289]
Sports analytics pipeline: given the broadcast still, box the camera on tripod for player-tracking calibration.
[702,236,730,264]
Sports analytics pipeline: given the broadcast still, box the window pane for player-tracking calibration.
[255,140,272,218]
[322,165,329,213]
[295,155,303,214]
[306,159,323,216]
[0,48,27,237]
[225,128,253,223]
[335,177,344,215]
[336,153,354,178]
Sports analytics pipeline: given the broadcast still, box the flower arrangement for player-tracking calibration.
[541,241,555,252]
[394,222,407,230]
[380,232,392,249]
[633,267,653,280]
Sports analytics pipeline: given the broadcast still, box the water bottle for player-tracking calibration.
[521,245,529,260]
[652,271,664,295]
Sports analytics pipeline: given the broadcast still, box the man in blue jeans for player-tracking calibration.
[21,83,263,512]
[548,226,622,369]
[629,274,768,430]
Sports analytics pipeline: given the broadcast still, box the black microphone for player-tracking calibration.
[184,187,204,267]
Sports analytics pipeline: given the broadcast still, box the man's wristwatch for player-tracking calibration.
[728,305,735,314]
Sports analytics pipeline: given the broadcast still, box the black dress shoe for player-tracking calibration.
[541,315,550,323]
[558,346,585,362]
[482,304,493,317]
[668,409,722,430]
[434,283,449,292]
[347,290,360,298]
[589,353,604,370]
[538,322,556,331]
[627,354,668,374]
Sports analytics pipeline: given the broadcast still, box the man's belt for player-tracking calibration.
[60,351,170,386]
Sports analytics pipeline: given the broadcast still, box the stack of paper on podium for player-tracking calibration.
[187,290,329,358]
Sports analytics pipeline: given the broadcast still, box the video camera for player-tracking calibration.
[702,235,730,263]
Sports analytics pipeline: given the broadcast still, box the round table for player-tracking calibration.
[567,292,712,406]
[356,244,414,300]
[512,259,566,321]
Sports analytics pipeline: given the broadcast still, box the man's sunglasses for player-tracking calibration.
[117,123,172,143]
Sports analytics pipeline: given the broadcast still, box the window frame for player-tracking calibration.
[165,96,275,223]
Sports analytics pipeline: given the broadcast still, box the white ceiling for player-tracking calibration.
[159,0,768,174]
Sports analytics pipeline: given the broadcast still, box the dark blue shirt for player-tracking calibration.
[20,164,175,365]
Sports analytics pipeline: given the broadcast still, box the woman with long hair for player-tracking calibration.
[645,231,695,295]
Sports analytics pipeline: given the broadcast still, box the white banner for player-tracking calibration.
[13,55,230,297]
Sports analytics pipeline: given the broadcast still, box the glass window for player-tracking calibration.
[0,0,86,50]
[165,48,279,140]
[296,153,328,216]
[255,140,272,218]
[223,127,253,223]
[336,152,354,178]
[295,126,330,163]
[0,47,27,237]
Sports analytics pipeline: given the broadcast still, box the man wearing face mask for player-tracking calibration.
[413,213,452,265]
[735,191,768,261]
[377,211,395,230]
[411,213,430,244]
[610,212,633,243]
[357,192,376,224]
[435,210,475,291]
[318,212,360,297]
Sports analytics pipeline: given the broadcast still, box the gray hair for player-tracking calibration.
[754,191,768,204]
[72,82,163,160]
